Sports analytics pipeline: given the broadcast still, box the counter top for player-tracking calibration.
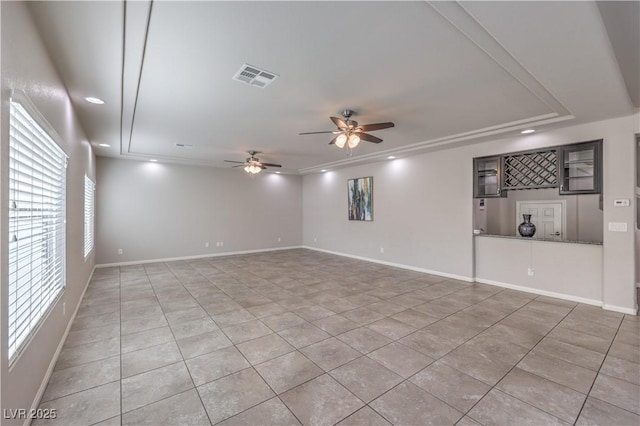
[474,233,603,246]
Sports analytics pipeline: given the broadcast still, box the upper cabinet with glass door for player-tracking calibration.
[474,156,503,198]
[558,140,602,195]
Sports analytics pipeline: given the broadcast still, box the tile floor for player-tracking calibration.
[37,249,639,425]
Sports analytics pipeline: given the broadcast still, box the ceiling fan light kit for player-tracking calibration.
[224,150,282,175]
[299,109,394,152]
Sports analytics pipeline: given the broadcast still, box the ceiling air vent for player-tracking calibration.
[175,143,193,148]
[232,63,279,88]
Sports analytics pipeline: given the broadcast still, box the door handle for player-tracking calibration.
[551,232,560,236]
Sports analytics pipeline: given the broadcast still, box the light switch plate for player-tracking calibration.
[613,199,630,207]
[608,222,628,232]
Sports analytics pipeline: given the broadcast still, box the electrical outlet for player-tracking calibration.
[277,237,281,242]
[220,241,224,247]
[63,302,66,315]
[314,237,317,242]
[527,267,534,277]
[205,242,209,248]
[118,248,123,255]
[380,247,384,254]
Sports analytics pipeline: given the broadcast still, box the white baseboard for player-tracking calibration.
[602,304,638,315]
[303,246,474,283]
[474,277,603,307]
[96,246,303,268]
[26,265,96,426]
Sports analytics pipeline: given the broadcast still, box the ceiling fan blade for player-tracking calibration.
[359,133,383,143]
[330,116,348,129]
[357,122,395,132]
[261,163,282,168]
[329,135,339,145]
[224,160,245,164]
[232,164,245,168]
[299,131,335,135]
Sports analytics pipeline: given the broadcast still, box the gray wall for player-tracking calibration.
[95,157,303,265]
[1,2,96,421]
[303,114,639,312]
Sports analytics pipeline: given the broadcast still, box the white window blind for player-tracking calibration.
[84,175,95,257]
[8,98,67,362]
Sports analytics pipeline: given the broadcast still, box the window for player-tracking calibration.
[8,97,67,362]
[84,175,95,257]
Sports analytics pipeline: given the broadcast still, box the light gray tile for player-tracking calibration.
[121,389,209,426]
[497,368,586,423]
[122,341,183,378]
[337,327,392,354]
[55,337,120,371]
[262,312,307,332]
[121,362,194,413]
[301,337,361,371]
[121,326,174,353]
[177,329,232,359]
[468,389,569,426]
[121,312,168,336]
[366,317,417,340]
[411,360,491,412]
[35,382,120,426]
[337,406,391,426]
[280,374,364,426]
[330,357,403,402]
[590,373,640,414]
[236,333,295,365]
[255,351,323,394]
[212,309,257,327]
[222,320,273,344]
[278,322,331,348]
[370,381,463,426]
[600,355,640,385]
[185,346,250,386]
[518,350,597,394]
[535,337,605,371]
[164,306,208,326]
[197,368,275,424]
[43,356,120,402]
[170,316,219,339]
[312,315,360,335]
[576,396,640,426]
[368,341,434,378]
[219,397,300,426]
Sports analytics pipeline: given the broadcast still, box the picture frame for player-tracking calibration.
[348,176,373,221]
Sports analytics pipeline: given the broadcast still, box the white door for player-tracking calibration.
[516,201,564,240]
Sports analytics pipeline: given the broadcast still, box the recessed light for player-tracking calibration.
[98,143,110,147]
[521,129,535,134]
[275,171,281,174]
[84,97,105,105]
[387,155,396,160]
[149,159,158,162]
[320,169,328,173]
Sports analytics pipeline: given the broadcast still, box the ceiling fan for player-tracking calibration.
[224,151,282,174]
[299,109,395,149]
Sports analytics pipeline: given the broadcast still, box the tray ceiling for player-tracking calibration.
[27,1,637,173]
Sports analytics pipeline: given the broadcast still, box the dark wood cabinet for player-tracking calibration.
[474,156,503,198]
[558,140,602,195]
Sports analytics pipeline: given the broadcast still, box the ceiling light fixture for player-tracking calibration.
[149,159,158,162]
[521,129,535,134]
[84,97,105,105]
[244,163,262,174]
[275,171,281,174]
[321,169,328,173]
[98,143,111,147]
[387,155,396,160]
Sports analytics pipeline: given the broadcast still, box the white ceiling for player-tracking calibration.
[28,1,638,173]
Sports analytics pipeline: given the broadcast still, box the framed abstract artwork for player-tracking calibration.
[348,177,373,221]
